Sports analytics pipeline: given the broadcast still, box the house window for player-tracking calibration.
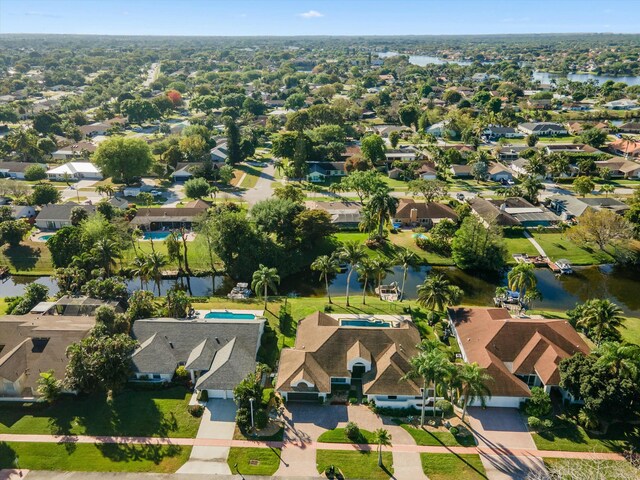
[331,377,348,384]
[387,395,397,400]
[517,374,538,387]
[153,374,161,380]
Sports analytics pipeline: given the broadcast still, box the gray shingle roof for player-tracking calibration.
[36,203,96,221]
[131,318,263,391]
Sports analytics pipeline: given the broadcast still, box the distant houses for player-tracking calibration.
[517,122,567,136]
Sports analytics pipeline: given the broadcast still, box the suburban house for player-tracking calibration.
[488,162,513,182]
[51,142,97,161]
[450,164,473,178]
[370,124,410,138]
[171,162,205,182]
[566,122,585,135]
[210,142,228,163]
[35,203,96,230]
[448,307,590,408]
[0,161,41,180]
[415,163,437,180]
[304,201,362,229]
[393,199,458,227]
[609,138,640,159]
[493,197,558,227]
[426,120,454,138]
[130,203,209,231]
[619,122,640,134]
[496,146,532,162]
[544,144,599,155]
[468,197,520,227]
[130,316,264,399]
[306,162,347,183]
[548,195,629,220]
[10,205,36,221]
[517,122,567,136]
[79,122,110,137]
[595,158,640,179]
[483,126,523,139]
[276,312,434,408]
[603,99,638,110]
[527,98,553,110]
[31,295,123,316]
[0,313,95,397]
[46,161,102,181]
[509,158,532,178]
[385,147,421,163]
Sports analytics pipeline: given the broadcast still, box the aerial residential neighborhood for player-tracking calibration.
[0,1,640,480]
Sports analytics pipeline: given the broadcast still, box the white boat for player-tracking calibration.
[227,282,252,300]
[375,282,400,302]
[556,259,573,275]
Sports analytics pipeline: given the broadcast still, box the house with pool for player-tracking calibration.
[448,307,590,408]
[129,201,209,231]
[276,312,436,408]
[130,311,265,399]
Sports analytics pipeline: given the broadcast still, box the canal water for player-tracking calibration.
[2,265,639,316]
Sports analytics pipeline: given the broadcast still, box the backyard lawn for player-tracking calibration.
[529,232,614,265]
[0,387,199,438]
[401,424,477,447]
[420,453,487,480]
[531,418,640,453]
[0,239,53,275]
[0,442,190,473]
[316,450,393,480]
[227,447,282,476]
[235,163,264,189]
[317,427,376,444]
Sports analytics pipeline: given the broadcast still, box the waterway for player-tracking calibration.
[4,264,637,316]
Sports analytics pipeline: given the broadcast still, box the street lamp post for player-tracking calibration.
[249,397,255,434]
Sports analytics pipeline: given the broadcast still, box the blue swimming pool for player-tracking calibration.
[340,319,392,328]
[204,312,257,320]
[40,235,54,241]
[143,231,171,240]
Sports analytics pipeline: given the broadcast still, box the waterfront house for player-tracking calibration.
[393,199,458,227]
[304,201,362,229]
[129,204,209,231]
[35,203,96,230]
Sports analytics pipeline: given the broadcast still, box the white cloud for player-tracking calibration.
[299,10,324,19]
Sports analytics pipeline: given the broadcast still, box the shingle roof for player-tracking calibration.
[449,307,589,397]
[395,200,458,221]
[36,203,96,221]
[131,318,263,391]
[0,161,43,173]
[469,197,520,226]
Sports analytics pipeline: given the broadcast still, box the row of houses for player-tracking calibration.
[0,300,589,410]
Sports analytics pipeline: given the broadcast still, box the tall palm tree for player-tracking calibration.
[578,299,625,346]
[521,176,543,204]
[367,189,399,238]
[338,241,367,307]
[595,342,640,379]
[443,361,463,405]
[417,273,463,312]
[600,184,615,198]
[403,349,451,426]
[373,428,392,468]
[208,185,219,202]
[132,255,150,290]
[507,263,537,301]
[251,264,280,310]
[358,207,378,239]
[394,248,419,302]
[146,251,168,295]
[91,238,121,277]
[356,257,377,305]
[311,254,340,304]
[371,257,393,300]
[459,362,492,422]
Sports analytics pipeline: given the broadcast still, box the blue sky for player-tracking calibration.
[0,0,638,36]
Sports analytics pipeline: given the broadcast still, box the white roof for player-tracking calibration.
[47,162,101,175]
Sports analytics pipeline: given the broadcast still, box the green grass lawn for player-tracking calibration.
[235,164,263,189]
[317,427,376,444]
[531,418,640,453]
[0,387,199,438]
[622,316,640,345]
[0,297,7,315]
[504,235,539,259]
[0,442,190,473]
[0,239,54,275]
[401,424,477,447]
[529,232,614,265]
[316,450,394,480]
[227,447,282,476]
[420,453,487,480]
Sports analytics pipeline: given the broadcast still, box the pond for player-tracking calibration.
[532,71,640,86]
[2,265,639,316]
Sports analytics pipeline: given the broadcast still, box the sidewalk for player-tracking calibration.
[523,230,547,257]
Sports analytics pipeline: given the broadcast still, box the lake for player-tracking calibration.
[532,71,640,86]
[2,265,639,316]
[379,52,475,66]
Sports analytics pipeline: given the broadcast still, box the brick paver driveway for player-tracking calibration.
[467,407,546,480]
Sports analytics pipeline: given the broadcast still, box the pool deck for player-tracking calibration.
[195,308,265,318]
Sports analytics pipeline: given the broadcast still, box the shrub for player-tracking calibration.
[528,416,542,430]
[449,426,459,436]
[324,304,333,313]
[255,408,269,430]
[188,404,205,417]
[435,399,453,418]
[197,389,208,402]
[344,422,360,441]
[175,365,189,381]
[236,407,250,430]
[578,409,599,430]
[542,419,554,430]
[523,387,552,418]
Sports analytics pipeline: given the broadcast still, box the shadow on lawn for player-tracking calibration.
[2,244,40,271]
[95,442,184,465]
[0,442,18,469]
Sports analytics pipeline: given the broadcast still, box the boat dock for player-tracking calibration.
[512,254,572,274]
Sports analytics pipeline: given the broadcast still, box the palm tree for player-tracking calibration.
[356,258,377,305]
[251,264,280,310]
[600,184,615,198]
[367,189,399,238]
[132,255,149,290]
[311,254,340,304]
[146,251,168,295]
[208,185,219,201]
[373,428,392,468]
[358,208,378,239]
[394,248,419,301]
[403,349,450,426]
[578,299,625,346]
[595,342,640,379]
[521,176,543,204]
[417,273,463,312]
[371,257,393,300]
[459,362,492,422]
[338,241,367,307]
[507,263,537,301]
[443,361,463,405]
[91,238,121,277]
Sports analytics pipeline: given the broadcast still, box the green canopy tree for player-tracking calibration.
[417,273,463,312]
[94,137,154,184]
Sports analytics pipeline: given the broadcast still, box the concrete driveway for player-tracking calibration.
[176,399,236,475]
[467,407,546,480]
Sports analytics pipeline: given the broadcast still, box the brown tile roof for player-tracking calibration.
[468,197,520,226]
[395,199,458,222]
[276,312,422,396]
[449,307,590,398]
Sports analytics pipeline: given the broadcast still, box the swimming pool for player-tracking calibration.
[340,319,392,328]
[204,312,257,320]
[143,231,171,240]
[412,233,427,239]
[40,235,54,241]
